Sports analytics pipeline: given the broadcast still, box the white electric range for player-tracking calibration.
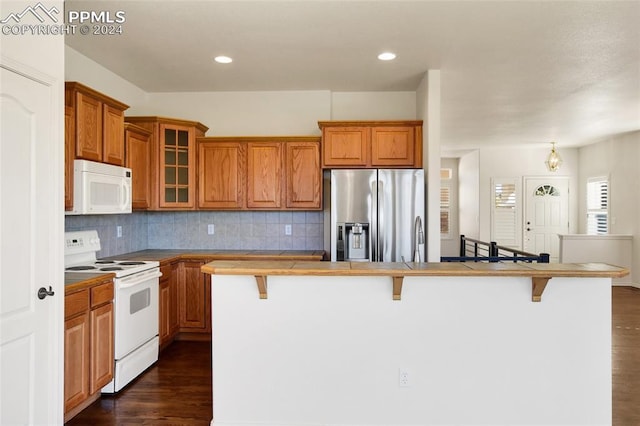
[64,230,161,393]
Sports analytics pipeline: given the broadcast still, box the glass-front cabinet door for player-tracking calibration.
[160,124,195,208]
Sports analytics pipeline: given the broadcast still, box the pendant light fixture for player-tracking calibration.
[545,142,562,172]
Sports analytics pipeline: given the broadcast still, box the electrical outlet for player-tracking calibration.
[399,368,410,387]
[116,225,122,238]
[207,224,215,235]
[285,224,292,235]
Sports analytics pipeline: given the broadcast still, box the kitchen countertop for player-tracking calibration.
[65,272,115,294]
[201,260,629,301]
[102,249,325,264]
[201,260,629,278]
[65,250,325,293]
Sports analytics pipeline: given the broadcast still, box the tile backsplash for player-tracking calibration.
[65,211,324,257]
[65,213,148,258]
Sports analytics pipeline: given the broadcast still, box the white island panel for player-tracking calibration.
[210,274,611,426]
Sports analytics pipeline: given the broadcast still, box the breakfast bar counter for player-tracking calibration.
[202,261,627,426]
[202,260,627,301]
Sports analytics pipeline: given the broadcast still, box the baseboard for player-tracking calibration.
[613,282,640,289]
[64,392,100,423]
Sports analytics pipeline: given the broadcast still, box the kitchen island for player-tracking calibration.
[202,260,627,426]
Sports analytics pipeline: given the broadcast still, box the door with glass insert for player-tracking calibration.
[160,123,195,208]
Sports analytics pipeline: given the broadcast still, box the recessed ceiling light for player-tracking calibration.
[214,56,233,64]
[377,52,396,61]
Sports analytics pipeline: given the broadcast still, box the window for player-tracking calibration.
[587,177,608,235]
[491,178,520,248]
[440,168,452,237]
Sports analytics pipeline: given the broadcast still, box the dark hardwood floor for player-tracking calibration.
[66,340,212,426]
[66,287,640,426]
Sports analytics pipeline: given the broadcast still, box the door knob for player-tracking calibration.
[37,286,55,300]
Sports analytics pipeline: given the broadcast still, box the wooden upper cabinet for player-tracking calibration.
[286,141,322,209]
[124,123,152,209]
[159,123,196,208]
[124,117,208,210]
[318,120,423,168]
[371,126,415,166]
[321,127,369,167]
[102,104,125,165]
[247,142,282,209]
[65,106,75,211]
[196,136,322,211]
[65,82,129,166]
[75,92,102,162]
[198,141,244,209]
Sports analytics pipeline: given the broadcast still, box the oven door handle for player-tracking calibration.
[117,269,163,289]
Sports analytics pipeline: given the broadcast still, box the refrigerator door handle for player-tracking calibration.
[376,178,384,262]
[371,178,378,262]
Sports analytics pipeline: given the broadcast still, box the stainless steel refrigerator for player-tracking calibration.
[329,169,425,262]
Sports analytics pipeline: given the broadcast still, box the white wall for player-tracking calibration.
[441,157,459,257]
[65,46,147,110]
[458,150,480,240]
[416,71,442,261]
[211,274,612,426]
[578,131,640,285]
[144,91,331,136]
[560,234,634,285]
[478,146,579,243]
[66,47,418,136]
[331,92,416,120]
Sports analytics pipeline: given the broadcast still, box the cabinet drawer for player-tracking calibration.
[90,282,114,309]
[65,290,89,319]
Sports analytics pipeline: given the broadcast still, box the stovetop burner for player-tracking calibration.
[66,265,97,271]
[65,230,160,278]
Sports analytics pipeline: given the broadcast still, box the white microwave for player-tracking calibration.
[67,159,132,215]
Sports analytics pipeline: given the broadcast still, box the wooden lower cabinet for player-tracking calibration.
[90,303,114,394]
[64,312,90,413]
[178,261,211,335]
[159,262,180,350]
[64,280,114,421]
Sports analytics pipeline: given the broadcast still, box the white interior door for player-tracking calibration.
[524,177,569,262]
[0,64,62,425]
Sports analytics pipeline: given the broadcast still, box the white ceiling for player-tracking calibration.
[65,0,640,150]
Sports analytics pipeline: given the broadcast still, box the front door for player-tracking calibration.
[0,65,62,424]
[524,177,569,262]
